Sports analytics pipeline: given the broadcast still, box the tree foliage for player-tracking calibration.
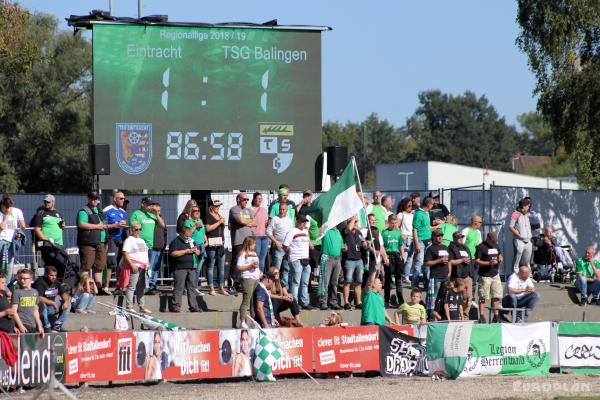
[323,114,413,185]
[0,3,93,193]
[406,90,518,171]
[517,0,600,189]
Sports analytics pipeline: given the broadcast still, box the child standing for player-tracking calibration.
[444,278,465,321]
[11,269,44,335]
[395,288,427,324]
[382,214,405,307]
[237,236,260,327]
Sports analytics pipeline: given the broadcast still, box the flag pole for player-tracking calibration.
[351,157,374,273]
[247,317,320,385]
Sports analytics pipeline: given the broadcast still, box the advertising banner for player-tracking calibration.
[558,322,600,374]
[313,326,379,372]
[135,330,226,380]
[379,326,428,377]
[264,327,312,375]
[461,322,551,376]
[0,333,66,387]
[65,331,135,383]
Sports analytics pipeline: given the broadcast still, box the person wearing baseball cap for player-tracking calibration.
[448,230,473,319]
[475,231,504,323]
[268,184,296,222]
[32,194,67,275]
[253,269,278,328]
[77,191,109,293]
[423,228,450,320]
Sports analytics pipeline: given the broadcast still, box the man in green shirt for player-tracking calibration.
[411,197,434,289]
[367,191,387,232]
[129,198,158,249]
[130,197,166,292]
[77,192,109,292]
[318,224,343,311]
[575,246,600,305]
[268,186,296,221]
[382,214,405,307]
[361,275,393,325]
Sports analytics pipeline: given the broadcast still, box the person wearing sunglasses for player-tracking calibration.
[103,191,128,294]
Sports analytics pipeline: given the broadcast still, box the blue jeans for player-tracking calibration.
[41,298,68,328]
[411,240,430,289]
[289,259,311,307]
[577,276,600,299]
[0,240,15,274]
[502,292,540,317]
[206,247,226,288]
[402,239,413,277]
[74,292,96,311]
[254,236,269,273]
[148,250,163,289]
[271,246,286,269]
[344,259,364,283]
[193,244,206,287]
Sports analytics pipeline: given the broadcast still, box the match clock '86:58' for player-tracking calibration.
[165,131,243,161]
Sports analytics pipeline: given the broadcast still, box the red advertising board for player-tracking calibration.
[265,327,313,375]
[313,326,380,372]
[65,331,136,383]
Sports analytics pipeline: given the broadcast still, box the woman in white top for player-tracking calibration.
[396,197,415,282]
[0,195,26,274]
[121,222,151,313]
[237,236,259,327]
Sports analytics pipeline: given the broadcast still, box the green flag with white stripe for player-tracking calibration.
[428,322,551,378]
[306,159,363,240]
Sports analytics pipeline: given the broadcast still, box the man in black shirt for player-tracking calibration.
[342,216,367,310]
[448,231,473,318]
[475,231,504,323]
[33,265,69,332]
[168,226,202,313]
[428,192,450,226]
[424,229,450,319]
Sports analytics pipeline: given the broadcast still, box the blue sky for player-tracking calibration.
[20,0,537,129]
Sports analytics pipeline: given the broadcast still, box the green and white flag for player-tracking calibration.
[428,322,551,378]
[253,331,283,382]
[427,321,474,379]
[307,159,363,239]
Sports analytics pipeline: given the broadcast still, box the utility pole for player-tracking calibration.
[138,0,143,18]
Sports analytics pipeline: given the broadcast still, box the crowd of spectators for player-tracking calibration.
[0,185,595,333]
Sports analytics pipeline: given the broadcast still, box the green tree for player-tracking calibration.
[406,90,518,171]
[323,114,412,186]
[517,0,600,189]
[0,4,93,192]
[515,111,555,155]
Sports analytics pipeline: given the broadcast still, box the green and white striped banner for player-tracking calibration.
[428,322,551,378]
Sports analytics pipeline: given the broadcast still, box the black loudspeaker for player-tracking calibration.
[89,144,110,175]
[326,145,347,177]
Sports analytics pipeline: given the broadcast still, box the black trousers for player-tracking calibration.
[272,297,300,317]
[384,251,405,305]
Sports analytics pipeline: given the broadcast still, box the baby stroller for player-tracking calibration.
[532,237,575,283]
[37,240,79,291]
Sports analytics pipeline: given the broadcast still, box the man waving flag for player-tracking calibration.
[307,158,364,239]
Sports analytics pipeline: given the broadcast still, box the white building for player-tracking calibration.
[376,161,578,191]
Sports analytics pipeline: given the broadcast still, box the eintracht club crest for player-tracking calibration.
[116,123,152,175]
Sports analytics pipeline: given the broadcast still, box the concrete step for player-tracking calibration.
[61,282,600,331]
